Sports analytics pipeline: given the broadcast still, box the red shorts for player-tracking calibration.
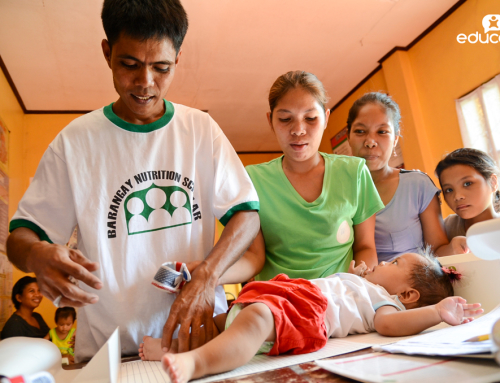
[230,274,328,356]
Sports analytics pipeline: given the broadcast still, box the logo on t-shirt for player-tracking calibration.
[106,171,202,239]
[125,184,192,235]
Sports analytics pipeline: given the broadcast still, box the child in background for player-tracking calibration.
[139,249,482,383]
[49,307,76,363]
[435,148,500,251]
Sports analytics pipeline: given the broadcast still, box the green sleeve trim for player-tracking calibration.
[9,219,53,244]
[219,201,260,226]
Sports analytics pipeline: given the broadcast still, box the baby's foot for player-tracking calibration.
[138,336,165,361]
[162,353,196,383]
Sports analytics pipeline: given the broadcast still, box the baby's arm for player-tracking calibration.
[183,230,265,286]
[184,231,264,285]
[373,297,483,337]
[216,230,266,285]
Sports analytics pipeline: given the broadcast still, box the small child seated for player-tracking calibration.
[140,249,482,383]
[49,307,76,363]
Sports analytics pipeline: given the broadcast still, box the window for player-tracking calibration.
[456,74,500,165]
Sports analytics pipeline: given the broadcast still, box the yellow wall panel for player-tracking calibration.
[23,114,82,178]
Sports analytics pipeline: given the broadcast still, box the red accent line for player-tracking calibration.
[151,282,176,293]
[383,357,458,376]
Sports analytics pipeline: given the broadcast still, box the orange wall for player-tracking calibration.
[321,0,500,217]
[23,115,83,179]
[0,67,84,328]
[407,0,500,169]
[0,64,25,328]
[0,68,24,221]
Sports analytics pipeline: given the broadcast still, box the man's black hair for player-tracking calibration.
[12,276,37,310]
[101,0,188,54]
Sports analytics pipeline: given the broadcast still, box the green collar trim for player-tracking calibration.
[103,99,174,132]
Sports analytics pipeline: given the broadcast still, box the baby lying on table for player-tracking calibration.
[140,248,481,383]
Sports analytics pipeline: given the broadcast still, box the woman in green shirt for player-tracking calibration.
[224,71,384,283]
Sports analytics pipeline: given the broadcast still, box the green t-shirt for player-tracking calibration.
[246,153,384,281]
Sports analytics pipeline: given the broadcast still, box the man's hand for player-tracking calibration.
[160,210,259,353]
[348,260,370,277]
[161,263,217,353]
[436,297,483,325]
[27,241,102,307]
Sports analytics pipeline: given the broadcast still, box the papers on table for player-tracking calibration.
[316,352,500,383]
[377,340,493,357]
[374,304,500,357]
[118,361,171,383]
[117,338,372,383]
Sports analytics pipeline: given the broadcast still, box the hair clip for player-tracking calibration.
[441,266,462,282]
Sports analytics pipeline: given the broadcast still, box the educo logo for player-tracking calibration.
[457,14,500,44]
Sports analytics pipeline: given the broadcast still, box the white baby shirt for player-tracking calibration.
[311,273,405,338]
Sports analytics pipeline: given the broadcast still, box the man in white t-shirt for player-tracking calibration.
[6,0,260,361]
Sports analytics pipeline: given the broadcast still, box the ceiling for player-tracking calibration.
[0,0,461,151]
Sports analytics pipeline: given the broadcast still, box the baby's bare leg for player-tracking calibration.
[139,313,226,361]
[162,302,276,383]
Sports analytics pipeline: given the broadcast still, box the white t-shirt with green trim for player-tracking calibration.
[10,100,259,361]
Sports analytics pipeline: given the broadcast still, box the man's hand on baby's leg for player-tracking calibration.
[139,336,179,361]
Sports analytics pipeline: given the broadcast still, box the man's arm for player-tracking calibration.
[7,227,102,307]
[373,297,483,337]
[162,210,260,353]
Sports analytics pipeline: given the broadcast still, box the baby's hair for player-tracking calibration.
[410,246,460,307]
[435,148,500,210]
[55,307,77,323]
